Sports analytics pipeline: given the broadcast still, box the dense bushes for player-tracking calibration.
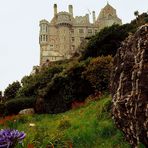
[4,13,148,115]
[82,56,113,91]
[4,81,21,100]
[5,97,35,115]
[17,65,63,97]
[9,55,113,114]
[81,13,148,60]
[40,61,94,113]
[81,24,135,60]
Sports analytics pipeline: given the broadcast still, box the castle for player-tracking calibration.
[39,3,122,65]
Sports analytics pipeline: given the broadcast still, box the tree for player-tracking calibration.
[134,11,139,17]
[4,81,21,100]
[80,24,130,60]
[0,91,2,102]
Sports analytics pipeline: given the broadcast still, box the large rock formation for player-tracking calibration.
[111,24,148,147]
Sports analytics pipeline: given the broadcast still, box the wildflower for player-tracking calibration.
[0,129,26,148]
[29,123,36,127]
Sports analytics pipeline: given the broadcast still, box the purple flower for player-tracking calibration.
[0,129,26,148]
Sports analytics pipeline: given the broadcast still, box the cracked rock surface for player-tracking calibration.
[111,24,148,147]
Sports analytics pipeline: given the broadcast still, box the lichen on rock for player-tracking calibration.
[111,24,148,147]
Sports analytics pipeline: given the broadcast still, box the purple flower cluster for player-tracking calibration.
[0,129,26,148]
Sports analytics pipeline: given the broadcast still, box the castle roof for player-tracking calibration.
[98,3,117,20]
[103,2,116,11]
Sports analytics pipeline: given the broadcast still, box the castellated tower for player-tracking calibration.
[39,3,122,65]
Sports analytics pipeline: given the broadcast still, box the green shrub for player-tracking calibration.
[17,65,63,97]
[4,81,21,100]
[5,97,35,115]
[82,56,113,91]
[42,61,94,113]
[81,24,130,60]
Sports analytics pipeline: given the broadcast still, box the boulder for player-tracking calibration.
[111,24,148,147]
[19,108,35,115]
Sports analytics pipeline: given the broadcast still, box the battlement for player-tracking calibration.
[56,12,73,26]
[75,15,90,24]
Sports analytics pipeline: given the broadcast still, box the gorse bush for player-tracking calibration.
[17,65,63,97]
[13,56,113,114]
[82,56,113,91]
[4,81,21,100]
[5,97,35,115]
[81,24,132,60]
[80,13,148,60]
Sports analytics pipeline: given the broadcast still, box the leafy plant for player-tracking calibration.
[4,81,21,100]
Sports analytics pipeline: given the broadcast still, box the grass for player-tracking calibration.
[0,96,130,148]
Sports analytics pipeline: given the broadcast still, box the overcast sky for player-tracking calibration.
[0,0,148,92]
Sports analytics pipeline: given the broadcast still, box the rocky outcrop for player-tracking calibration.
[111,24,148,147]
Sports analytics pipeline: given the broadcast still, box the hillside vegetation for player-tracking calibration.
[1,12,147,115]
[0,96,130,148]
[0,12,148,147]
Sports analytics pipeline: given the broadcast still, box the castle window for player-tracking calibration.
[40,35,42,42]
[46,26,48,32]
[71,37,75,42]
[72,45,75,51]
[79,29,84,33]
[80,37,84,42]
[43,35,45,41]
[50,45,53,48]
[46,35,48,41]
[88,29,92,34]
[71,29,74,34]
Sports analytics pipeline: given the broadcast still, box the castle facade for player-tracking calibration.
[39,3,122,65]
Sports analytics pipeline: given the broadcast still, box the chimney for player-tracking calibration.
[86,14,89,22]
[54,4,57,16]
[92,11,96,24]
[69,5,73,16]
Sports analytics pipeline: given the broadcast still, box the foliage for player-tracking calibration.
[82,56,113,91]
[81,13,148,60]
[0,91,2,102]
[0,96,130,147]
[17,65,63,97]
[41,61,94,113]
[4,81,21,100]
[131,12,148,26]
[5,97,35,115]
[80,24,130,59]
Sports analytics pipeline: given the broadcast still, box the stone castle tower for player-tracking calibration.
[39,3,122,65]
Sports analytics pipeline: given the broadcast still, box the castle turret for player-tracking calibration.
[39,20,49,45]
[69,5,73,16]
[92,11,96,24]
[39,20,49,65]
[54,4,57,16]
